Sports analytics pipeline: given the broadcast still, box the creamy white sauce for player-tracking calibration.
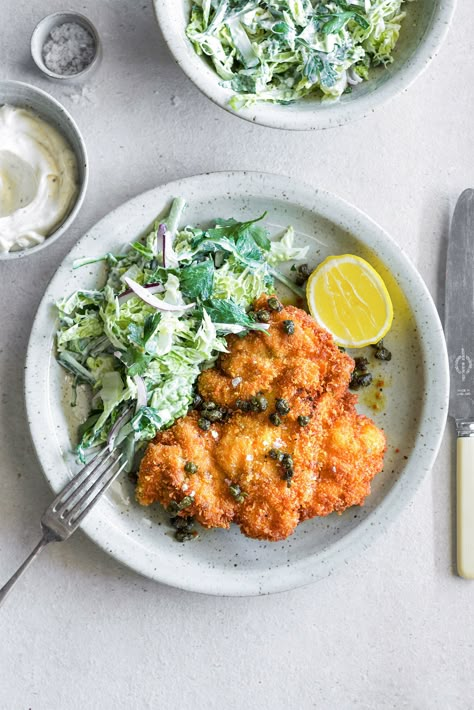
[0,105,78,252]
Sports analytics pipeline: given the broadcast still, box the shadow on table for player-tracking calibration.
[424,192,456,578]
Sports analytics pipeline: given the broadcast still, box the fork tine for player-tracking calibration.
[67,458,128,527]
[62,452,123,522]
[48,447,109,513]
[52,449,118,516]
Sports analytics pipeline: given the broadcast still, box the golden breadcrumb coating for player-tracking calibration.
[136,296,386,541]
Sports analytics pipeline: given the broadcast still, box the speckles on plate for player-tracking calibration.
[24,171,449,596]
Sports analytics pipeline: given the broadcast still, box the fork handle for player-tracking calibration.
[0,536,50,608]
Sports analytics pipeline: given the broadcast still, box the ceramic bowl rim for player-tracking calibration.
[0,79,89,260]
[30,11,101,81]
[153,0,457,131]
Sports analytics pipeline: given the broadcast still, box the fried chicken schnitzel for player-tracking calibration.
[136,296,386,541]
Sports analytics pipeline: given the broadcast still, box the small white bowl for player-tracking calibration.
[31,12,101,81]
[0,80,88,259]
[154,0,457,131]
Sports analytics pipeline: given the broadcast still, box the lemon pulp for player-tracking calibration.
[306,254,393,348]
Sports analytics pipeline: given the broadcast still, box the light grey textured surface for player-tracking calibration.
[0,1,473,709]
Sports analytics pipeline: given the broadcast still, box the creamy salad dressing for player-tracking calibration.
[0,105,78,252]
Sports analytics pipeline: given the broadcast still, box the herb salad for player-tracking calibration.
[186,0,409,106]
[56,198,308,468]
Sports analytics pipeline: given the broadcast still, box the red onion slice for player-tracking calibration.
[118,281,164,305]
[107,408,132,450]
[123,277,195,312]
[158,223,167,266]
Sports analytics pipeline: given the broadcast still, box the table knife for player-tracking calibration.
[445,188,474,579]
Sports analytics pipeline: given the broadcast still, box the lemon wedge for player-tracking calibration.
[306,254,393,348]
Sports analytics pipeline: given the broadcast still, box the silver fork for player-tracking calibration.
[0,447,127,607]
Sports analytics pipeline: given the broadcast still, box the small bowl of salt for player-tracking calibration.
[31,12,101,81]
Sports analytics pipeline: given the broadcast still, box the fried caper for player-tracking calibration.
[295,263,311,286]
[354,357,369,372]
[374,346,392,361]
[228,483,248,504]
[256,309,271,323]
[349,372,373,390]
[282,469,294,487]
[184,461,198,474]
[206,409,223,422]
[192,393,203,410]
[267,297,283,312]
[269,448,283,461]
[275,398,290,415]
[198,417,211,431]
[175,529,198,542]
[170,515,195,532]
[236,399,250,411]
[249,393,268,412]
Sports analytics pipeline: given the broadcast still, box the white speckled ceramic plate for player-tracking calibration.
[25,172,449,596]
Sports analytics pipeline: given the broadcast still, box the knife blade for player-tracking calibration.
[445,188,474,579]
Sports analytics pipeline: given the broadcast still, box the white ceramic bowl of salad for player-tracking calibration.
[154,0,456,131]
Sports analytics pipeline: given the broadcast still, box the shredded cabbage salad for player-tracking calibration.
[56,198,308,468]
[186,0,410,106]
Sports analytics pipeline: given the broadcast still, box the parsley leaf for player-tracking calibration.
[180,259,214,301]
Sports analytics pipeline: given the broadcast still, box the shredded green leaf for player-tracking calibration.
[186,0,409,106]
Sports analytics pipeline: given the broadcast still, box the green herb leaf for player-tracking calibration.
[143,312,162,342]
[272,21,290,35]
[127,313,162,354]
[207,212,267,243]
[235,231,264,263]
[246,225,271,251]
[203,298,255,328]
[321,10,368,35]
[131,241,154,259]
[180,258,214,301]
[131,405,163,434]
[77,412,101,440]
[122,347,152,377]
[127,323,145,348]
[148,266,179,283]
[230,74,258,93]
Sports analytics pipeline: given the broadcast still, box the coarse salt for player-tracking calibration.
[246,454,254,461]
[42,22,96,76]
